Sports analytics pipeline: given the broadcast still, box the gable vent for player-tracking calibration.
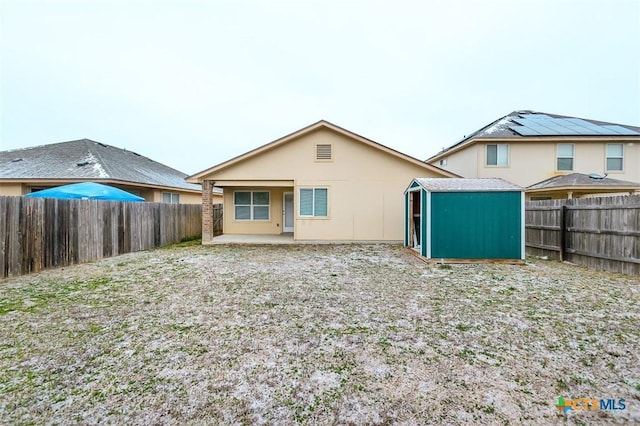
[316,144,333,161]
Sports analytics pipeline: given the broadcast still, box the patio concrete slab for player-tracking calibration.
[206,234,401,245]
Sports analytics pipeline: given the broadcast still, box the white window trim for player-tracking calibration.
[556,143,575,171]
[298,187,329,218]
[606,143,624,172]
[233,190,270,221]
[485,144,509,167]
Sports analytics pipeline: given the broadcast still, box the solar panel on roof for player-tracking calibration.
[520,114,552,120]
[509,126,541,136]
[513,119,555,132]
[551,123,581,135]
[603,125,639,135]
[506,116,639,136]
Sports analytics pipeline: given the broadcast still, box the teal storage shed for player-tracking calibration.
[404,178,524,260]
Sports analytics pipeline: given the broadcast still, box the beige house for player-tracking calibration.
[0,139,221,204]
[427,111,640,198]
[187,120,457,242]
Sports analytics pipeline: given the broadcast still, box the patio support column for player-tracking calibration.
[202,179,214,243]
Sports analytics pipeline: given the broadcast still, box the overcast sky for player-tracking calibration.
[1,0,639,175]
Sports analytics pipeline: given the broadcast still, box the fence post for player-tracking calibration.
[559,204,567,262]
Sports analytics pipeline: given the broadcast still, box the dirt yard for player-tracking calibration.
[1,243,638,425]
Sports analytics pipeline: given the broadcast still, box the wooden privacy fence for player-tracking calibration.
[1,196,202,278]
[526,195,640,275]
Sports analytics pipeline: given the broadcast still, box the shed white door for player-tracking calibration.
[283,192,294,232]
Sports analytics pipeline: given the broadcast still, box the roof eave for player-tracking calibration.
[0,177,202,193]
[527,185,640,193]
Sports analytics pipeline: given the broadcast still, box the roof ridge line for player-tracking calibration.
[85,140,114,178]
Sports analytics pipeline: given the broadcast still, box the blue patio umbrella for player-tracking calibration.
[24,182,145,202]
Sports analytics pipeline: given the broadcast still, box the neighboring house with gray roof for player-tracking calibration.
[527,173,640,200]
[0,139,222,204]
[426,111,640,198]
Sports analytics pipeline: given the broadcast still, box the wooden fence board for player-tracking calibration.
[1,197,202,279]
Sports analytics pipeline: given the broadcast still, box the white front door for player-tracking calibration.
[283,192,294,232]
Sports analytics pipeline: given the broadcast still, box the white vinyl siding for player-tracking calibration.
[234,191,270,220]
[486,144,508,166]
[557,144,574,171]
[299,188,328,217]
[606,144,623,171]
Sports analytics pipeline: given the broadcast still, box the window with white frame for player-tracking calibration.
[606,144,624,171]
[162,192,180,203]
[234,191,270,220]
[486,144,508,166]
[557,144,574,171]
[299,188,328,217]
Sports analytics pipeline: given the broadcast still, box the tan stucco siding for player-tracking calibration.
[0,183,24,196]
[431,139,640,188]
[212,128,446,241]
[293,178,421,241]
[431,145,480,179]
[148,190,206,204]
[211,129,438,182]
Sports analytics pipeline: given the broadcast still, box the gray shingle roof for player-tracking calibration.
[0,139,206,192]
[527,173,640,190]
[413,178,522,192]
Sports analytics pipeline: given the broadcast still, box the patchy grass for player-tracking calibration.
[1,244,639,425]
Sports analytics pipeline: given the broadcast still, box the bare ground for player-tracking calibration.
[0,243,639,425]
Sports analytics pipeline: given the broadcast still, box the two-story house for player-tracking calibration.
[427,111,640,199]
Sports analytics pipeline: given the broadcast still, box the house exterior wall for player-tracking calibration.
[430,139,640,187]
[0,182,24,196]
[435,145,480,180]
[148,190,207,204]
[211,128,446,241]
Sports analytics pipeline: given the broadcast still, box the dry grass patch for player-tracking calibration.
[1,244,639,425]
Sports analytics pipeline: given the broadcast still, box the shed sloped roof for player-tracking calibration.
[0,139,206,192]
[527,173,640,190]
[412,178,522,192]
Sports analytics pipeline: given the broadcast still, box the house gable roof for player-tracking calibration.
[0,139,206,192]
[187,120,457,183]
[428,111,640,161]
[527,173,640,192]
